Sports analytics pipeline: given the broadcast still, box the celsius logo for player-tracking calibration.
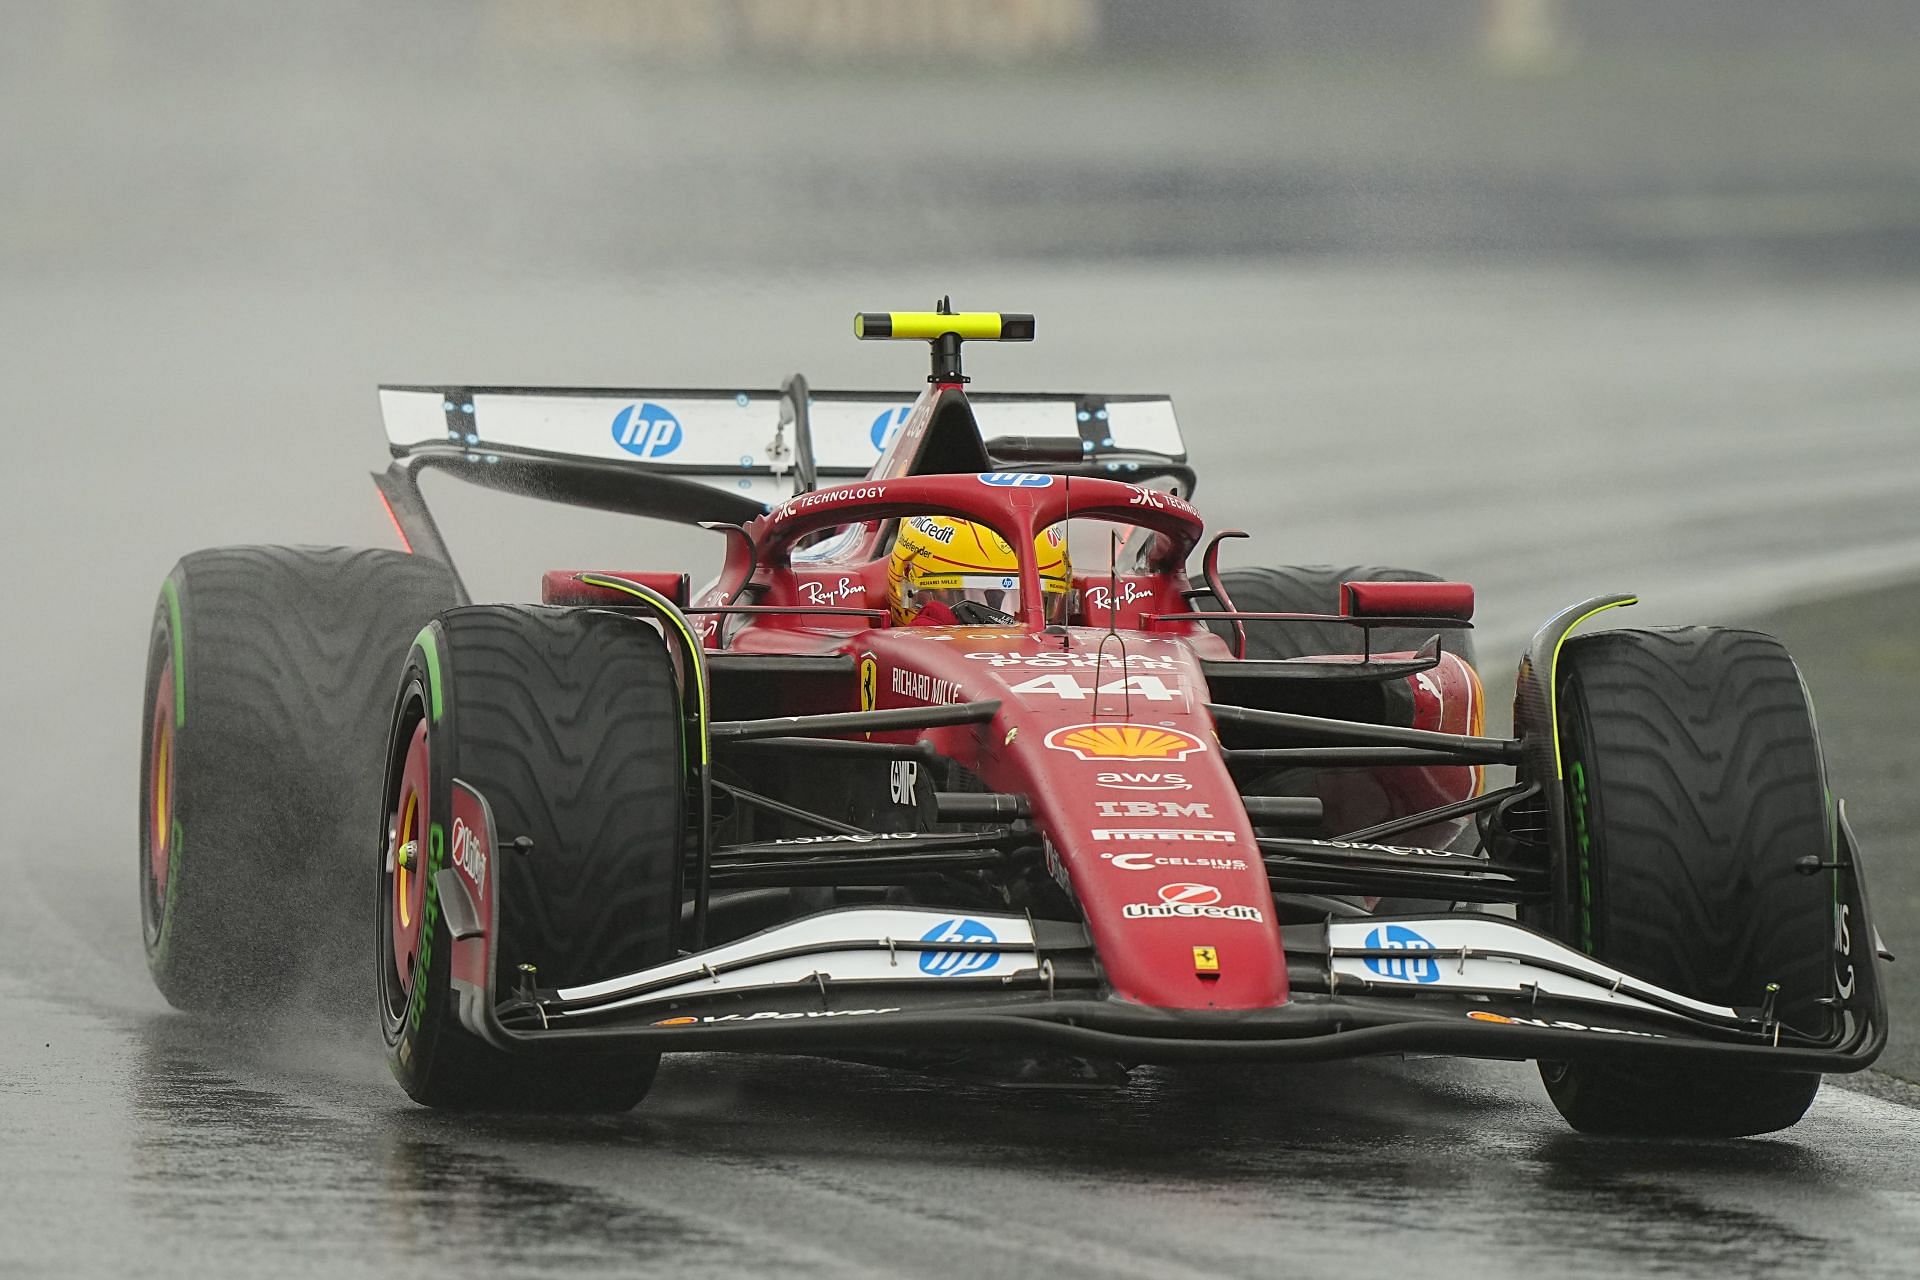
[870,405,913,451]
[978,473,1056,488]
[1101,852,1249,871]
[611,402,683,459]
[919,917,1000,977]
[1362,924,1439,984]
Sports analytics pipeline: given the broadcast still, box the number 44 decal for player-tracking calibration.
[1005,673,1181,702]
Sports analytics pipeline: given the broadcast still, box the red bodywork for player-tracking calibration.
[667,389,1481,1016]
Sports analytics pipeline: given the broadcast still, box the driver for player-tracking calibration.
[887,515,1070,626]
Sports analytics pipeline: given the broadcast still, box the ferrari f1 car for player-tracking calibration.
[139,306,1888,1135]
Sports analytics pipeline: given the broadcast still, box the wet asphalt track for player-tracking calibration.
[7,985,1920,1280]
[3,264,1920,1278]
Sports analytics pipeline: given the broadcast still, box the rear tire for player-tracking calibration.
[1200,565,1481,884]
[1198,564,1477,667]
[380,605,686,1112]
[1539,627,1833,1137]
[139,546,461,1012]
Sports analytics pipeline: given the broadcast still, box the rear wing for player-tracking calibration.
[373,380,1190,569]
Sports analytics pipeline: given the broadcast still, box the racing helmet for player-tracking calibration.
[888,516,1070,626]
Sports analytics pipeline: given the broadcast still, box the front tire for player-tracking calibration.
[381,605,687,1111]
[1539,627,1833,1137]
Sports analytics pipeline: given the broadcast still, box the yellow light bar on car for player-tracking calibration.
[855,312,1036,342]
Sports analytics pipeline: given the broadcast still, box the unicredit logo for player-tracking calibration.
[1121,901,1264,922]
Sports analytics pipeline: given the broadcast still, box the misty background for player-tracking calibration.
[6,0,1920,992]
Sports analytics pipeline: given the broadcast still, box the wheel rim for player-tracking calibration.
[144,659,177,936]
[388,718,431,1001]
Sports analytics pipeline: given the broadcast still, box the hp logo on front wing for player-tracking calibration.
[918,918,1000,977]
[1362,924,1440,984]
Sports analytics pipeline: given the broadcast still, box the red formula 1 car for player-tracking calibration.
[139,308,1886,1134]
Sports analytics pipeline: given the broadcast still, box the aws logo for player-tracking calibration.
[870,405,913,451]
[611,403,683,459]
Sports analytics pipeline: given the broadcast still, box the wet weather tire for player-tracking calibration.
[139,546,462,1012]
[1540,627,1833,1137]
[1199,565,1481,880]
[381,605,687,1112]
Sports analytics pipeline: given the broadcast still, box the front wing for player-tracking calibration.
[434,781,1885,1073]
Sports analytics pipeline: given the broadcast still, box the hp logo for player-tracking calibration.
[978,473,1055,488]
[611,403,684,459]
[870,405,913,451]
[1362,924,1439,984]
[918,917,1000,977]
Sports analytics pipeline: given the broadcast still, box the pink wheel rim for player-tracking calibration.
[390,720,431,992]
[147,662,176,903]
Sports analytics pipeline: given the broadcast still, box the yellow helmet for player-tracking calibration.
[888,516,1070,626]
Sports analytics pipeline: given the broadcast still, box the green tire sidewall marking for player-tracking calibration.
[406,820,446,1032]
[161,577,186,728]
[413,624,444,723]
[1568,759,1594,954]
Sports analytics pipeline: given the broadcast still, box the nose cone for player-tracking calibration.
[961,635,1291,1011]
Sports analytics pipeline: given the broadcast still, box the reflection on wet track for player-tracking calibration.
[6,978,1914,1279]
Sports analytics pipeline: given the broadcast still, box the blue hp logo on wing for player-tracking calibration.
[919,917,1000,976]
[611,402,684,459]
[1362,924,1439,984]
[870,405,913,451]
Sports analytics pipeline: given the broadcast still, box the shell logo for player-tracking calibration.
[1043,723,1206,762]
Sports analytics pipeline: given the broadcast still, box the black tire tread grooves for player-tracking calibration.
[439,604,684,991]
[386,604,682,1111]
[147,545,460,1010]
[1543,625,1831,1137]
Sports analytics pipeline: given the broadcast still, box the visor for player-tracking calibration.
[912,574,1070,625]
